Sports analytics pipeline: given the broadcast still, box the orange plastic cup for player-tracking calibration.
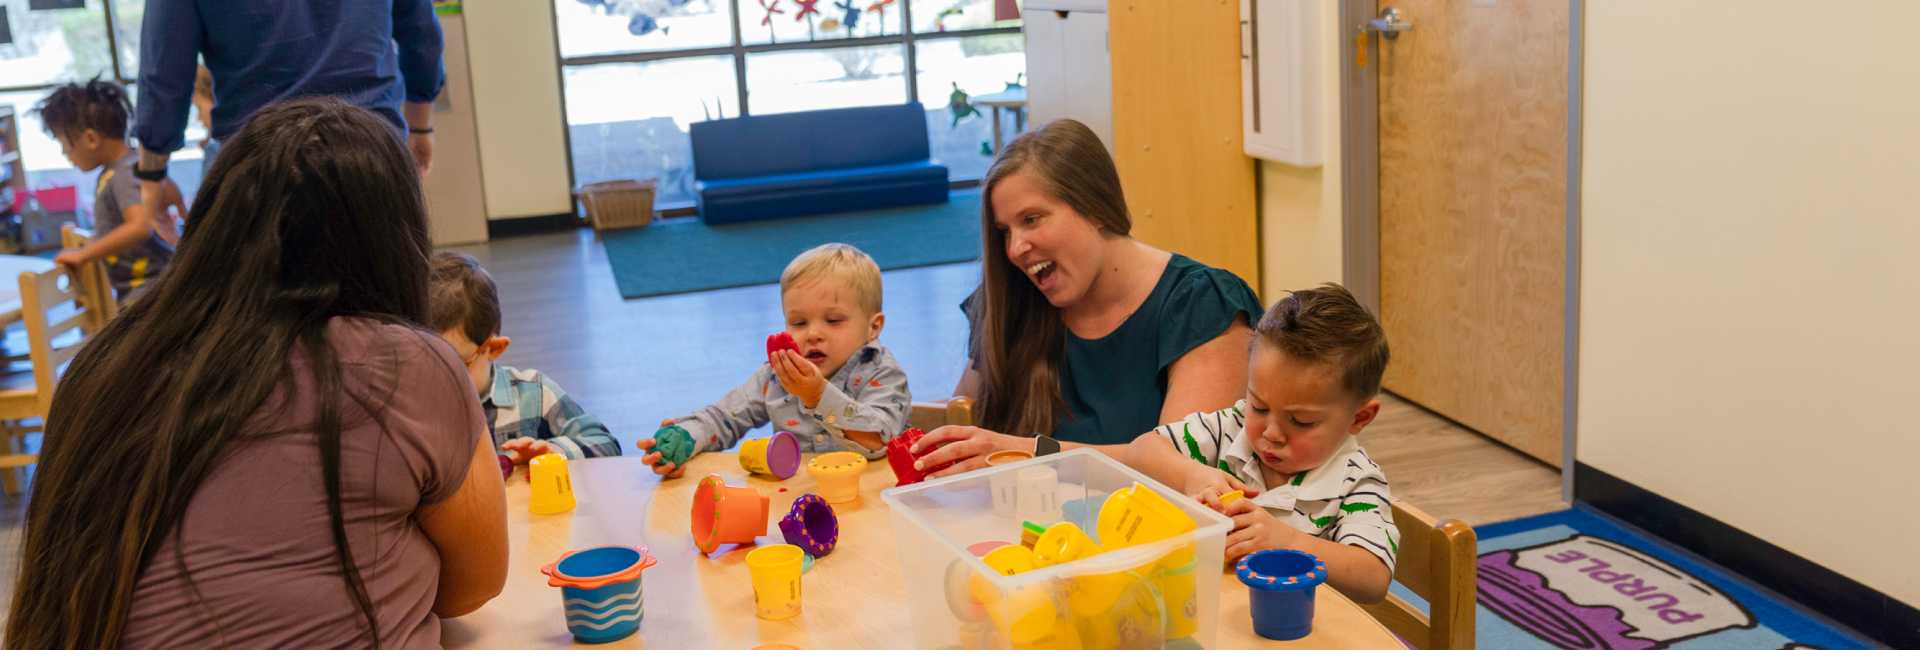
[690,474,770,554]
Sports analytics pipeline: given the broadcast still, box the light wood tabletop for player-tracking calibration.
[442,453,1401,649]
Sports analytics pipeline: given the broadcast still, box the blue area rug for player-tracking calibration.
[1387,507,1872,649]
[602,190,983,299]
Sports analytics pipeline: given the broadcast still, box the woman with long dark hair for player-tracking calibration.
[913,119,1263,474]
[5,98,507,648]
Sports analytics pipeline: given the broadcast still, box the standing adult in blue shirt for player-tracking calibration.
[130,0,446,222]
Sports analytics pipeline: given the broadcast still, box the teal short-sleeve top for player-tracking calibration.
[965,254,1263,445]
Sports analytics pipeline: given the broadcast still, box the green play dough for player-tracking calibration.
[653,424,696,466]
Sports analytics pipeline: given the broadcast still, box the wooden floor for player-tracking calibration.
[0,227,1563,606]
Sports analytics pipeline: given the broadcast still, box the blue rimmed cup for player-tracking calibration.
[1236,549,1328,640]
[542,546,658,644]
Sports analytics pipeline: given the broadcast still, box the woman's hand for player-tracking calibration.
[910,425,1030,478]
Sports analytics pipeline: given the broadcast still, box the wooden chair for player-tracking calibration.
[0,266,103,494]
[1361,499,1478,650]
[907,396,974,431]
[60,224,119,331]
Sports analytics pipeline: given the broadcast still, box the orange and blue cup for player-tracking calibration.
[542,546,658,644]
[1236,549,1328,640]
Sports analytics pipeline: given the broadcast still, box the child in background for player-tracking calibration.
[430,252,621,462]
[639,243,910,477]
[34,80,179,298]
[1126,283,1397,603]
[193,65,219,179]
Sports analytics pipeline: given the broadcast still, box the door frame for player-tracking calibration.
[1337,0,1584,501]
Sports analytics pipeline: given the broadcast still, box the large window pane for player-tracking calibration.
[745,44,905,115]
[0,0,113,87]
[910,0,1020,34]
[563,56,739,206]
[108,0,140,74]
[914,33,1022,180]
[555,0,734,59]
[740,0,901,45]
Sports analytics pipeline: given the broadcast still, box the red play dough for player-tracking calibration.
[766,331,799,359]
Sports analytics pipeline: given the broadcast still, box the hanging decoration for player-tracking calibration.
[865,0,894,35]
[759,0,786,29]
[832,1,861,31]
[934,6,963,32]
[947,83,981,129]
[794,0,821,21]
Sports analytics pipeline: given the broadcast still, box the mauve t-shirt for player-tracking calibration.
[122,317,485,648]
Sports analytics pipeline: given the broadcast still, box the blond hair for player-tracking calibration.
[780,243,883,314]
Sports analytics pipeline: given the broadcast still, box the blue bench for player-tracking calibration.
[690,104,950,225]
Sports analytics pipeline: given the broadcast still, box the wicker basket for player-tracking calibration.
[579,179,657,231]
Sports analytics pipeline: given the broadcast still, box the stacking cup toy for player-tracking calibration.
[1097,482,1202,637]
[529,452,576,515]
[746,544,806,620]
[542,546,657,644]
[778,493,839,557]
[740,431,803,479]
[806,451,868,504]
[691,474,771,554]
[885,427,957,486]
[1237,549,1328,640]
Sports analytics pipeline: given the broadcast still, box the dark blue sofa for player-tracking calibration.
[689,103,949,225]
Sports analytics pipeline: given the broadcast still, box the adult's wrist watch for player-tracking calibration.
[1033,434,1061,457]
[132,163,168,182]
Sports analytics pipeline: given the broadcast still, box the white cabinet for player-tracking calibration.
[1240,0,1322,166]
[1022,2,1113,152]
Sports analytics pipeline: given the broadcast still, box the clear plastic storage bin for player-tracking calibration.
[882,448,1233,649]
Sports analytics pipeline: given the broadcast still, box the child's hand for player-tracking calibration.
[636,418,690,479]
[500,438,557,465]
[769,349,826,409]
[1222,497,1304,565]
[1187,470,1258,511]
[53,249,86,269]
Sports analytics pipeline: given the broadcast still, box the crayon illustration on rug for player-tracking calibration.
[1388,507,1874,649]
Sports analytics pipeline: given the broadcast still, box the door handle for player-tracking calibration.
[1362,6,1413,41]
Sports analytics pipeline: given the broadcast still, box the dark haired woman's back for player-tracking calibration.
[124,319,480,647]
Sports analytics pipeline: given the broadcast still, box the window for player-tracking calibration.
[556,0,1023,209]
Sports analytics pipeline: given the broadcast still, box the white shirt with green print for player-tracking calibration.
[1148,400,1398,573]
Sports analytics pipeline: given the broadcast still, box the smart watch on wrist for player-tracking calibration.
[1033,434,1061,457]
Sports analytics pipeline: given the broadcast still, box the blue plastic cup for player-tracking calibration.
[1236,549,1328,640]
[542,546,657,644]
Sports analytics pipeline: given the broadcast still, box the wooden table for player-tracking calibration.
[443,454,1400,648]
[971,88,1029,155]
[0,256,54,325]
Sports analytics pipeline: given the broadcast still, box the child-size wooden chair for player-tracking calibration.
[0,266,107,494]
[60,224,119,331]
[907,396,974,431]
[1361,499,1479,650]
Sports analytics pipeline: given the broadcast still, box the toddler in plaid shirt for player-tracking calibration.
[430,252,620,463]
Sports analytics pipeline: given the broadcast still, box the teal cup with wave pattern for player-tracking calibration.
[542,546,658,643]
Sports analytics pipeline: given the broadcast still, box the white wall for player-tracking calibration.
[1579,2,1920,606]
[463,1,573,220]
[1257,3,1343,299]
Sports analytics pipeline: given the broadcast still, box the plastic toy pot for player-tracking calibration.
[806,451,868,504]
[1237,549,1328,640]
[778,493,840,557]
[740,431,803,479]
[885,427,955,486]
[542,546,657,644]
[529,453,576,515]
[746,544,806,620]
[691,474,771,554]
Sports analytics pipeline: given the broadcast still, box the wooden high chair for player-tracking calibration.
[0,266,107,494]
[1361,499,1479,650]
[907,396,973,431]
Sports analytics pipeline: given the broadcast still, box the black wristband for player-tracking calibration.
[408,126,435,134]
[131,165,168,182]
[1033,434,1061,457]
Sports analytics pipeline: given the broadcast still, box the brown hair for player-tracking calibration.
[1255,283,1390,401]
[781,243,883,315]
[972,119,1132,435]
[32,78,132,141]
[429,252,502,345]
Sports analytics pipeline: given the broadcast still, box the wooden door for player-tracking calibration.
[1376,1,1568,466]
[1109,0,1262,296]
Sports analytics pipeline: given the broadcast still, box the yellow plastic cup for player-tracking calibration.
[1154,555,1202,639]
[528,452,576,515]
[1031,522,1098,568]
[1096,482,1195,549]
[746,544,805,620]
[969,544,1037,605]
[1070,573,1166,650]
[805,451,868,504]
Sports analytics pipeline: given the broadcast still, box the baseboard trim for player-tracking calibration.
[486,213,583,238]
[1575,462,1918,648]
